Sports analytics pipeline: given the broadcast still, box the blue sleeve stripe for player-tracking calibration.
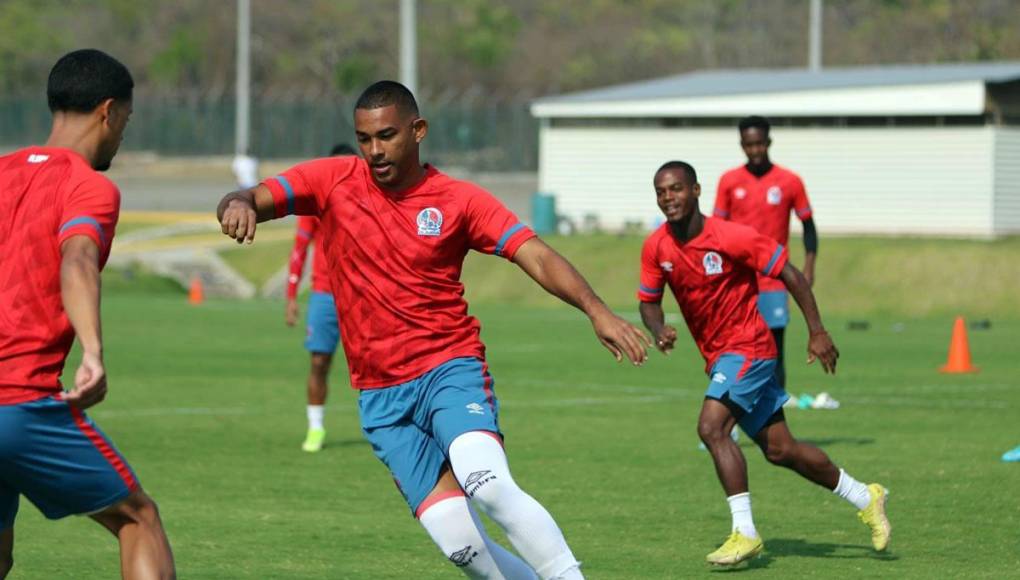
[763,244,785,275]
[494,223,526,256]
[639,284,664,295]
[59,216,105,245]
[274,175,296,215]
[796,206,812,217]
[297,229,312,239]
[714,208,730,218]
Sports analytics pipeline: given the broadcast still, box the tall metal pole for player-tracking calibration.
[235,0,251,155]
[399,0,417,96]
[809,0,823,71]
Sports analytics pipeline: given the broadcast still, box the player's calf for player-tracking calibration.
[0,528,13,580]
[91,490,176,579]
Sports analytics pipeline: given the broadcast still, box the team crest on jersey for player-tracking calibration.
[703,252,723,276]
[660,261,674,272]
[417,207,443,236]
[766,186,783,205]
[734,187,747,200]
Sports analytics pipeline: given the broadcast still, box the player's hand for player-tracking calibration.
[285,299,299,327]
[654,325,678,354]
[807,330,839,374]
[220,196,257,244]
[590,309,652,365]
[64,351,108,410]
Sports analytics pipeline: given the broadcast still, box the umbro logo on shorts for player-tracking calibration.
[465,403,485,415]
[712,372,727,383]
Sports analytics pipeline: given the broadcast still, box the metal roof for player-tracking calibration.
[534,61,1020,105]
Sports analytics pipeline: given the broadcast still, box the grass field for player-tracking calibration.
[7,289,1020,579]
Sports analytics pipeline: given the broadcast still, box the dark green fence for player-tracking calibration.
[0,93,538,171]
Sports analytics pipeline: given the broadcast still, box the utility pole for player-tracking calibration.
[399,0,417,95]
[809,0,823,71]
[235,0,251,155]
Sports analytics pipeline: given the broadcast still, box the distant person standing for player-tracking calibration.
[232,150,260,189]
[715,116,817,391]
[285,143,356,453]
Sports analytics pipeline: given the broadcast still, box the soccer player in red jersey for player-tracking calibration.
[284,143,356,453]
[0,49,175,579]
[218,81,650,578]
[714,116,818,391]
[638,161,889,566]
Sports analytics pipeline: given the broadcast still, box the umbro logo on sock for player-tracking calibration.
[464,470,497,497]
[449,545,478,567]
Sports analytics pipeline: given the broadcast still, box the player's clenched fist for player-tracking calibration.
[654,325,678,354]
[219,193,258,244]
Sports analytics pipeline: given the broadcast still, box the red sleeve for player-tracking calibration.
[724,223,788,279]
[58,175,120,268]
[792,175,812,221]
[287,216,319,300]
[637,235,666,302]
[463,186,536,260]
[261,157,358,218]
[713,173,732,219]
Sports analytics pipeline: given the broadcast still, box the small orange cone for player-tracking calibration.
[188,275,204,306]
[939,316,978,373]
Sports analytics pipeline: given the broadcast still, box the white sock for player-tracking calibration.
[419,495,536,579]
[449,431,583,580]
[833,468,872,510]
[306,405,325,430]
[727,492,758,539]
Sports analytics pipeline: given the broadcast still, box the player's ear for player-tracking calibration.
[693,182,701,198]
[412,117,428,143]
[95,98,116,128]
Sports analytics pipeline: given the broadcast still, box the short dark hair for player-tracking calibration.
[355,80,419,116]
[738,115,770,137]
[330,143,356,156]
[656,160,697,185]
[47,49,133,113]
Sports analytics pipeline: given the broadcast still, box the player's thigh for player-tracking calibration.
[0,397,139,521]
[304,291,340,355]
[707,355,788,437]
[421,357,502,451]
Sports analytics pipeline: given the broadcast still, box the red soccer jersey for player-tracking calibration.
[0,147,120,404]
[714,164,811,292]
[286,216,331,299]
[262,157,535,389]
[637,217,787,372]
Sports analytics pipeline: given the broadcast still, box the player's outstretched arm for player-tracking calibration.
[779,262,839,374]
[60,236,108,409]
[638,301,678,355]
[512,238,651,365]
[216,184,276,244]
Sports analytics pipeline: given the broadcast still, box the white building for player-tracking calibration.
[531,62,1020,236]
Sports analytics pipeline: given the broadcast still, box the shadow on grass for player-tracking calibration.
[765,538,898,561]
[799,437,876,447]
[324,438,369,449]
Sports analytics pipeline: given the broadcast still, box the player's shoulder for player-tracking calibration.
[772,164,804,183]
[706,215,759,240]
[719,165,747,183]
[295,155,362,183]
[642,223,671,251]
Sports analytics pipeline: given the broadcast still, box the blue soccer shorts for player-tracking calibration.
[0,396,140,530]
[304,291,340,354]
[758,290,790,329]
[358,357,501,516]
[705,354,790,437]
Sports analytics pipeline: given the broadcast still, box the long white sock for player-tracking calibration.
[419,495,535,579]
[727,492,758,538]
[833,468,871,510]
[306,405,324,430]
[449,431,583,580]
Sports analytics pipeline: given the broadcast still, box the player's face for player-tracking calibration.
[654,169,700,222]
[739,127,770,168]
[95,98,132,172]
[354,104,428,190]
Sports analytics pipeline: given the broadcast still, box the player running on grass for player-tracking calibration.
[637,161,889,566]
[0,49,175,579]
[284,143,355,452]
[218,80,650,579]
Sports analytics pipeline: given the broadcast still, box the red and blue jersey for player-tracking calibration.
[286,216,331,299]
[0,147,120,404]
[714,164,810,292]
[638,217,787,372]
[262,157,535,389]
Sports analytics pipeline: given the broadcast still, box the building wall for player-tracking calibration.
[539,125,996,236]
[994,128,1020,234]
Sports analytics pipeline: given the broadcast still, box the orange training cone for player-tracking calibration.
[188,275,204,306]
[939,316,978,373]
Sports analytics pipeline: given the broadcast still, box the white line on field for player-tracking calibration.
[91,407,252,418]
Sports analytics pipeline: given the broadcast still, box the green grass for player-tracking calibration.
[8,294,1020,578]
[214,234,1020,317]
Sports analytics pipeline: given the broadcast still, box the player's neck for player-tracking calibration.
[745,160,773,178]
[45,115,101,169]
[376,163,428,195]
[668,210,704,243]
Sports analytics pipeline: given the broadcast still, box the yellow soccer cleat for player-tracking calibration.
[301,427,326,452]
[857,484,891,551]
[706,530,763,566]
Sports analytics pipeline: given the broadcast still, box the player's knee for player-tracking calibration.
[107,491,164,530]
[468,473,521,517]
[763,442,796,466]
[697,420,728,446]
[310,354,332,376]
